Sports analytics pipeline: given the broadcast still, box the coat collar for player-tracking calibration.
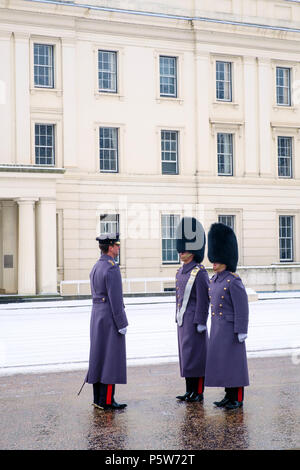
[213,269,230,282]
[182,259,198,274]
[100,254,115,262]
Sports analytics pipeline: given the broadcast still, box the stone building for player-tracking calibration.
[1,0,300,295]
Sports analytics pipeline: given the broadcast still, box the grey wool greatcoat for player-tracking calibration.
[85,254,128,385]
[176,260,210,378]
[205,270,249,388]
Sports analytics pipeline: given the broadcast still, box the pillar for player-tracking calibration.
[36,198,58,294]
[17,198,37,295]
[243,56,259,177]
[1,201,18,294]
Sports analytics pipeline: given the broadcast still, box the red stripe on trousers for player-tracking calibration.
[197,377,204,394]
[238,387,243,402]
[106,384,113,405]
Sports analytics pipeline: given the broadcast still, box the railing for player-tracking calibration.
[60,277,175,296]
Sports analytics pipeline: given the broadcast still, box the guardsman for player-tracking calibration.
[205,223,249,410]
[83,233,128,410]
[175,217,210,403]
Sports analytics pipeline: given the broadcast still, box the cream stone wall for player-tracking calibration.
[1,0,300,294]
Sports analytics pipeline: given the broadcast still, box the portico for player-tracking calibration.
[0,165,64,295]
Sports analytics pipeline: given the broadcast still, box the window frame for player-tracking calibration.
[276,66,291,107]
[218,214,235,231]
[33,43,55,89]
[216,60,232,102]
[34,123,55,166]
[159,55,178,98]
[98,49,118,94]
[217,132,234,176]
[161,130,179,175]
[161,214,180,265]
[100,214,120,263]
[99,126,119,173]
[277,136,293,178]
[279,215,294,262]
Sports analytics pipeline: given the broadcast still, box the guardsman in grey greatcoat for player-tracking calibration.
[205,223,249,410]
[84,233,128,410]
[175,217,210,403]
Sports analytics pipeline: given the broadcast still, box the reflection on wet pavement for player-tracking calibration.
[0,356,299,450]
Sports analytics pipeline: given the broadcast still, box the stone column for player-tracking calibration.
[243,56,259,177]
[17,198,38,295]
[257,58,272,178]
[62,38,77,168]
[36,198,58,294]
[1,201,18,294]
[14,33,30,165]
[195,51,211,176]
[0,32,12,164]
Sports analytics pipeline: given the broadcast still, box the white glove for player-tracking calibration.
[197,324,207,333]
[118,327,127,335]
[238,333,247,343]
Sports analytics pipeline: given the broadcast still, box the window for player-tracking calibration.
[278,137,292,178]
[160,56,177,97]
[218,215,235,231]
[216,61,232,101]
[276,67,291,106]
[34,44,54,88]
[279,216,294,262]
[217,133,233,176]
[98,50,117,93]
[161,214,180,264]
[35,124,55,165]
[161,130,178,174]
[99,127,118,172]
[100,214,120,262]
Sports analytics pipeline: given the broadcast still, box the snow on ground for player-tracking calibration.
[0,293,300,376]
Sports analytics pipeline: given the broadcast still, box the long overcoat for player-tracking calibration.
[85,254,128,385]
[176,260,210,378]
[205,270,249,388]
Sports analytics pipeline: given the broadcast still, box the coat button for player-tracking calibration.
[219,312,223,316]
[224,287,227,291]
[102,298,105,302]
[212,312,215,316]
[221,295,224,299]
[227,279,230,282]
[219,304,222,307]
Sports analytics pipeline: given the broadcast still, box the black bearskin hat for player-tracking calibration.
[207,223,238,272]
[176,217,206,263]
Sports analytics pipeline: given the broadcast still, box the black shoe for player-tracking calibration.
[110,400,127,410]
[225,400,243,410]
[176,392,191,401]
[213,396,230,408]
[185,392,203,402]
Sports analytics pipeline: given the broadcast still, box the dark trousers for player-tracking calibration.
[93,382,115,406]
[225,387,244,402]
[185,377,205,395]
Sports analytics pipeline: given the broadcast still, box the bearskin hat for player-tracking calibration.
[207,223,238,272]
[176,217,206,263]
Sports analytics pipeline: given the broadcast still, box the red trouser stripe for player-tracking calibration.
[238,387,243,402]
[106,384,113,405]
[197,377,204,394]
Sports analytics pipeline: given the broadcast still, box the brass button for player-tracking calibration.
[212,312,215,316]
[219,312,223,316]
[219,304,222,307]
[221,296,224,299]
[224,287,227,291]
[102,298,105,302]
[227,279,230,282]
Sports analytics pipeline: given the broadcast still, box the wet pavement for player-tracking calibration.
[0,355,299,450]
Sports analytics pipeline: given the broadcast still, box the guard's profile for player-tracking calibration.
[79,233,128,410]
[205,223,249,410]
[175,217,210,403]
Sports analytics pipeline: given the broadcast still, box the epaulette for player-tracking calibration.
[230,272,240,278]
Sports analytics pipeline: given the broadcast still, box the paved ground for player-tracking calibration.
[0,355,299,451]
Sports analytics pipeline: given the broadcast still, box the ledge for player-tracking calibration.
[0,164,65,174]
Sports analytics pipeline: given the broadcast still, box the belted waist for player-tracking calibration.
[93,296,107,304]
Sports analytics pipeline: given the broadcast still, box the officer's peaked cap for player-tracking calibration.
[176,217,206,263]
[208,223,238,272]
[96,232,120,246]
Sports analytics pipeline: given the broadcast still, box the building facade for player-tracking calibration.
[1,0,300,295]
